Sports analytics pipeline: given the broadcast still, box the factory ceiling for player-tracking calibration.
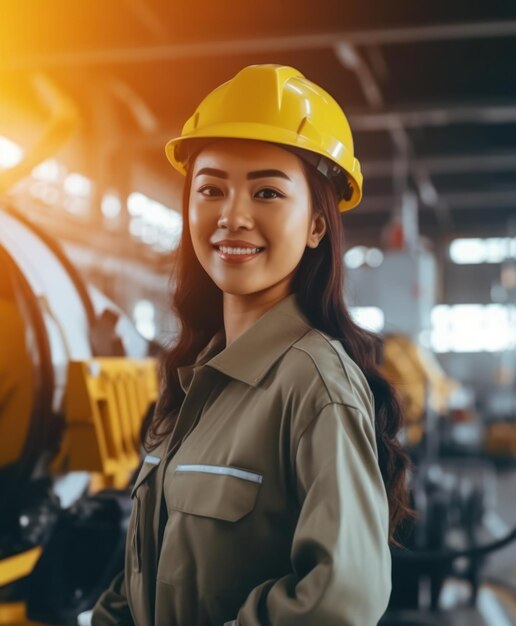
[1,1,516,244]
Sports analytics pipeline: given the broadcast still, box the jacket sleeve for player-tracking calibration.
[91,570,135,626]
[235,402,392,626]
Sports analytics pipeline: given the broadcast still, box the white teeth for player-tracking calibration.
[219,246,261,255]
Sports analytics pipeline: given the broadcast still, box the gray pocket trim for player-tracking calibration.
[175,464,263,484]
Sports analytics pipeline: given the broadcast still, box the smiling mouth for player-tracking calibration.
[214,245,264,255]
[212,244,265,262]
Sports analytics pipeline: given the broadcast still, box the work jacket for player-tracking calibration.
[92,294,391,626]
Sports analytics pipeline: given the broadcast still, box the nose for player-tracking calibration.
[217,191,254,231]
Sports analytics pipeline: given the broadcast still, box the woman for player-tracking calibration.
[93,64,411,626]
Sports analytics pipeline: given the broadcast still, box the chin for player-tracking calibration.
[214,279,269,296]
[217,285,258,296]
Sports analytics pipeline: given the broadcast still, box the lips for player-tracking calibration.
[212,239,265,250]
[211,240,265,264]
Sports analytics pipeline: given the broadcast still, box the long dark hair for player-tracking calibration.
[145,150,413,544]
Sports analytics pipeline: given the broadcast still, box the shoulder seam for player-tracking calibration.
[292,330,355,400]
[313,330,356,391]
[290,346,331,402]
[294,329,363,404]
[292,402,365,484]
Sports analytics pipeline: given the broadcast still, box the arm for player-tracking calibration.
[91,570,135,626]
[234,402,392,626]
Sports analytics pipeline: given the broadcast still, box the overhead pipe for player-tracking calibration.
[2,20,516,70]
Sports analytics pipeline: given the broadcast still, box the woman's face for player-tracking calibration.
[188,139,325,300]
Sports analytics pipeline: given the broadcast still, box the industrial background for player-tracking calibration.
[0,2,515,625]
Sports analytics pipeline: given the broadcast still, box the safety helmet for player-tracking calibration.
[165,64,362,211]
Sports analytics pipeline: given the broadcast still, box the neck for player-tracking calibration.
[223,288,292,346]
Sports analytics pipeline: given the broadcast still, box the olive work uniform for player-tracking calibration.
[92,294,391,626]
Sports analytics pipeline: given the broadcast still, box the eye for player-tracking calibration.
[197,185,223,198]
[255,188,285,200]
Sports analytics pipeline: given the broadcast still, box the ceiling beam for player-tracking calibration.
[350,104,516,130]
[2,20,516,70]
[363,152,516,178]
[359,189,516,213]
[334,40,450,230]
[132,101,516,154]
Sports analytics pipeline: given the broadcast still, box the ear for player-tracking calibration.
[307,213,327,248]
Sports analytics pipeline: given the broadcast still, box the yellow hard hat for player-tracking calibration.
[165,64,362,211]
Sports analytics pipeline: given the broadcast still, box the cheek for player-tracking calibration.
[188,205,210,253]
[267,206,311,255]
[188,204,201,237]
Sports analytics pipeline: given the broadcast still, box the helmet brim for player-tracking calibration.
[165,122,362,211]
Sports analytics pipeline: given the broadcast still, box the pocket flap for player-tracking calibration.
[131,455,161,498]
[167,467,261,522]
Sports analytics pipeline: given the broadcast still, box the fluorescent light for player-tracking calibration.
[32,159,62,182]
[133,299,156,340]
[345,246,367,269]
[365,247,384,268]
[129,217,144,237]
[64,173,92,197]
[349,307,385,333]
[128,192,147,216]
[101,192,122,219]
[450,237,516,264]
[431,304,516,352]
[0,135,24,168]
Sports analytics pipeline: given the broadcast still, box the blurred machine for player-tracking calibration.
[0,73,165,625]
[350,245,516,624]
[0,204,159,625]
[381,332,458,447]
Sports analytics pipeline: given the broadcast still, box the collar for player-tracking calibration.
[177,294,312,392]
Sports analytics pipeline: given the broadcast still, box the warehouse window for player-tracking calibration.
[349,304,516,353]
[128,192,182,252]
[133,299,156,340]
[23,160,93,215]
[449,238,516,264]
[32,159,62,182]
[431,304,516,353]
[349,307,385,333]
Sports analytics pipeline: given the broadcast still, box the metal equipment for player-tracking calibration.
[0,205,159,626]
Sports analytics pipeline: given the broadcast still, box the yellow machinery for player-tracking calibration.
[0,206,159,625]
[0,73,162,624]
[56,358,157,488]
[381,333,458,447]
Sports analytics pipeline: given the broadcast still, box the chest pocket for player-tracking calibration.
[167,464,263,522]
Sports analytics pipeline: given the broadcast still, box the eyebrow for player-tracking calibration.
[194,167,292,181]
